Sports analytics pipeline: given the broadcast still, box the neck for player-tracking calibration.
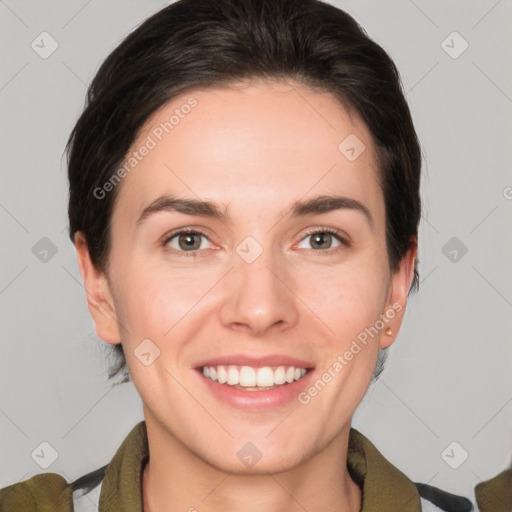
[141,415,361,512]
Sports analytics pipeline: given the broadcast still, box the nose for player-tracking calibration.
[218,246,299,336]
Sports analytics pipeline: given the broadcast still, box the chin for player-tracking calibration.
[205,450,305,476]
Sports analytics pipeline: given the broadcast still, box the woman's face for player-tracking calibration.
[79,79,415,473]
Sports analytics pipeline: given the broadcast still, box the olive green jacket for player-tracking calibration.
[474,467,512,512]
[0,421,453,511]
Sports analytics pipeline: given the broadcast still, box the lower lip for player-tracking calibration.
[195,368,315,411]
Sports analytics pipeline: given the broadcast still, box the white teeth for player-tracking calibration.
[256,367,274,387]
[227,365,239,385]
[239,366,256,387]
[274,366,286,385]
[217,365,227,384]
[201,364,309,388]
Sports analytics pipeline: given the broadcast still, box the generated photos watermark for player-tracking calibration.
[297,302,402,405]
[93,96,198,200]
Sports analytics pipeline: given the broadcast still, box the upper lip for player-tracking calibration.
[194,354,315,369]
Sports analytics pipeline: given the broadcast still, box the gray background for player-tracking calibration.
[1,0,511,507]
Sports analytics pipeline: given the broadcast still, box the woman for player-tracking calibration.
[0,0,475,510]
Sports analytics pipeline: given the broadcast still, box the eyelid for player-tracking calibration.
[163,226,211,241]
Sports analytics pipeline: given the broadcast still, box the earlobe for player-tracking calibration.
[74,231,122,345]
[379,237,418,349]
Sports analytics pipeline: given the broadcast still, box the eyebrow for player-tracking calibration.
[136,194,373,229]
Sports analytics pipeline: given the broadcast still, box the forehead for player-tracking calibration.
[111,79,382,224]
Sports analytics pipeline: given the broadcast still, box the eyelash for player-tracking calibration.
[162,227,350,258]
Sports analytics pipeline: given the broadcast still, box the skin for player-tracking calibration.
[75,79,416,512]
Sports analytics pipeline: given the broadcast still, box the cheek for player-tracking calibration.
[301,258,389,337]
[113,271,195,395]
[111,260,220,351]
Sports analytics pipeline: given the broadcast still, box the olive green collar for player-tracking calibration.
[347,428,421,511]
[475,467,512,512]
[99,420,421,512]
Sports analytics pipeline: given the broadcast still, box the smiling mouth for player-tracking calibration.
[197,364,313,391]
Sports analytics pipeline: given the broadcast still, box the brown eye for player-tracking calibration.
[310,232,335,250]
[164,230,212,254]
[296,228,349,252]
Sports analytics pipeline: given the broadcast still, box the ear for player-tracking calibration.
[379,236,418,349]
[74,231,122,345]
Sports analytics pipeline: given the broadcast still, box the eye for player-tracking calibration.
[163,229,213,256]
[296,227,349,252]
